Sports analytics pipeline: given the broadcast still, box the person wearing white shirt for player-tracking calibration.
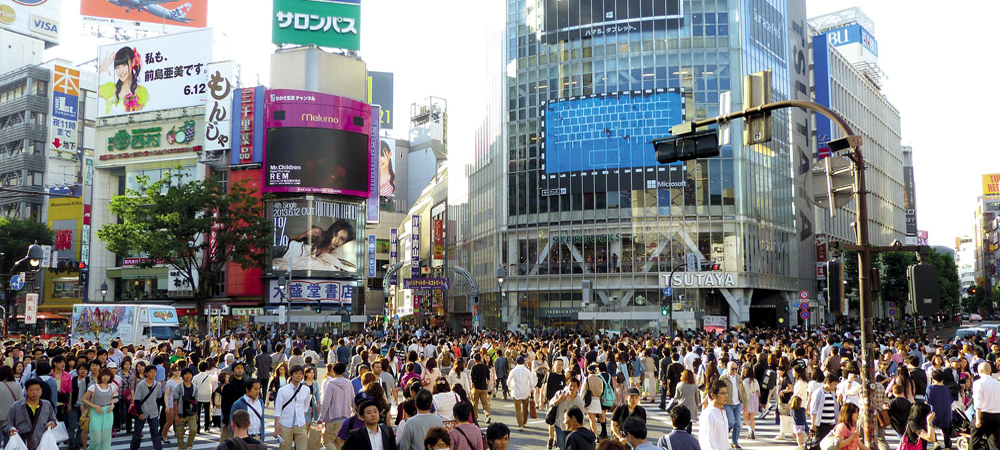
[506,355,537,430]
[192,362,218,432]
[836,371,862,407]
[699,380,730,450]
[273,366,312,450]
[973,362,1000,450]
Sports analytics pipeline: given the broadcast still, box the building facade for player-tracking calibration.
[497,0,813,332]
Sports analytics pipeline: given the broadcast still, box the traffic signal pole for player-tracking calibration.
[680,99,881,447]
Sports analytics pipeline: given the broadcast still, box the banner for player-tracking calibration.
[389,228,398,285]
[542,0,681,44]
[203,61,234,152]
[271,0,360,50]
[267,279,355,310]
[97,28,213,117]
[403,278,449,290]
[0,0,61,46]
[81,0,207,34]
[24,294,38,325]
[367,71,393,129]
[410,215,420,278]
[985,174,1000,197]
[432,219,444,265]
[367,234,376,277]
[367,105,380,223]
[96,117,203,163]
[903,167,918,236]
[268,198,364,278]
[49,65,79,160]
[379,138,396,198]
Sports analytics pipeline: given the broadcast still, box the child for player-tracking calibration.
[789,395,808,446]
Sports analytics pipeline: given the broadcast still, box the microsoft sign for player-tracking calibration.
[272,0,361,51]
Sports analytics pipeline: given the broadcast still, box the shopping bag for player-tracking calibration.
[529,399,537,419]
[3,433,27,450]
[37,430,59,450]
[51,422,69,443]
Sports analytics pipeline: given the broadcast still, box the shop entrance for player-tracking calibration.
[749,290,787,328]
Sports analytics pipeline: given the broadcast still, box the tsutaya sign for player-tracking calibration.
[661,272,738,288]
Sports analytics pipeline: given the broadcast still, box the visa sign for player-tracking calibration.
[825,24,877,57]
[30,14,58,38]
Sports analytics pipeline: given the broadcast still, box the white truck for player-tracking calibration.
[71,304,183,346]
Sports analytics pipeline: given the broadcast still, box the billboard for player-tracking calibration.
[367,105,380,223]
[96,117,203,163]
[389,228,397,285]
[903,166,918,237]
[81,0,208,34]
[267,279,355,310]
[49,65,80,161]
[203,61,234,152]
[985,173,1000,197]
[542,0,682,44]
[367,71,393,129]
[272,0,360,51]
[72,305,137,344]
[263,89,373,197]
[0,0,61,47]
[378,137,396,197]
[96,28,213,117]
[231,86,265,165]
[824,23,878,58]
[268,198,365,278]
[48,197,83,261]
[410,215,420,278]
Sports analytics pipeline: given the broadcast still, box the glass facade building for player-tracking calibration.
[500,0,810,331]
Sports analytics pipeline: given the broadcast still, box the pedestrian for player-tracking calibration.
[470,354,492,424]
[507,355,537,430]
[192,362,216,434]
[319,362,354,450]
[925,370,953,450]
[563,406,595,450]
[0,366,23,447]
[448,402,484,450]
[422,427,451,450]
[903,402,937,450]
[273,365,312,450]
[809,374,841,441]
[972,362,1000,450]
[485,422,510,450]
[698,380,729,450]
[172,368,199,450]
[550,378,586,450]
[656,405,700,450]
[129,365,162,450]
[230,379,266,441]
[740,366,759,440]
[397,390,445,450]
[82,368,118,450]
[621,416,657,450]
[343,398,397,450]
[217,410,266,450]
[830,403,870,450]
[2,378,57,450]
[610,388,646,441]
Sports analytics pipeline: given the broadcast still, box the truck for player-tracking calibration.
[71,304,183,346]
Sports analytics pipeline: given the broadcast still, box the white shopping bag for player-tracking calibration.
[37,430,58,450]
[50,422,69,443]
[3,434,27,450]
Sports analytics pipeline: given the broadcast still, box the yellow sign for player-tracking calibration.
[984,173,1000,197]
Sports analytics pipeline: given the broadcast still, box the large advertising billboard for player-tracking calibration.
[96,116,203,163]
[81,0,208,34]
[542,0,682,44]
[48,197,82,261]
[263,89,372,197]
[903,166,918,238]
[984,173,1000,198]
[49,65,80,161]
[202,61,234,152]
[814,30,834,159]
[379,137,396,198]
[0,0,61,47]
[367,105,380,223]
[268,198,365,279]
[96,28,213,117]
[367,71,393,129]
[72,305,136,344]
[272,0,360,51]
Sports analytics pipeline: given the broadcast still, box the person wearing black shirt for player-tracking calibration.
[611,388,646,441]
[544,359,566,404]
[470,353,492,424]
[564,406,595,450]
[220,362,246,442]
[216,410,266,450]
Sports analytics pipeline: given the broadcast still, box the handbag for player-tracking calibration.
[529,398,537,419]
[128,382,158,418]
[897,434,923,450]
[545,404,558,425]
[876,409,890,428]
[819,428,839,450]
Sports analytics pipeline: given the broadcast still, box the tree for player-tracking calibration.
[841,248,958,316]
[923,249,961,314]
[0,218,54,272]
[97,170,272,333]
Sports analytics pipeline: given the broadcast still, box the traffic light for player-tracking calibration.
[661,305,669,316]
[315,303,322,314]
[78,268,89,285]
[56,260,72,272]
[827,260,844,315]
[969,286,979,296]
[654,129,720,164]
[908,264,940,314]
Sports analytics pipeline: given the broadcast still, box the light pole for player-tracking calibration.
[496,265,506,327]
[100,281,108,302]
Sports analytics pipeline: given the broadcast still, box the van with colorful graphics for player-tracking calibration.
[71,304,182,346]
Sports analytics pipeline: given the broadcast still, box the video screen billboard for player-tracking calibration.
[269,198,365,279]
[542,0,682,44]
[0,0,61,47]
[542,89,684,174]
[378,137,396,197]
[81,0,208,34]
[263,89,373,197]
[96,28,213,117]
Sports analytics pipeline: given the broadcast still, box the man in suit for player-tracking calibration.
[720,361,749,448]
[4,379,57,450]
[343,399,396,450]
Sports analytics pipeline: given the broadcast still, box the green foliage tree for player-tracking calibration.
[923,249,961,314]
[97,170,272,333]
[840,248,960,316]
[0,218,54,272]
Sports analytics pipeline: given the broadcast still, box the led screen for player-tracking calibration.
[265,127,370,196]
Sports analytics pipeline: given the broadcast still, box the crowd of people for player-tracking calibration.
[0,319,995,450]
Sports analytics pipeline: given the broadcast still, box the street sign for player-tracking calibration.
[719,91,732,145]
[792,301,800,309]
[25,293,38,325]
[799,290,809,300]
[663,287,673,297]
[800,310,810,320]
[812,156,855,211]
[889,309,897,316]
[888,302,896,309]
[277,305,287,325]
[743,70,772,145]
[801,302,810,311]
[9,274,23,291]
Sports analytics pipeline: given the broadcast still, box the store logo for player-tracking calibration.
[13,0,48,5]
[0,6,16,25]
[29,15,58,36]
[301,113,339,124]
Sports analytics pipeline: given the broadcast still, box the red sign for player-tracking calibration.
[433,220,444,260]
[54,229,74,251]
[815,234,828,262]
[239,89,255,164]
[83,205,92,226]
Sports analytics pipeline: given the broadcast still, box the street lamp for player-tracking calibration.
[277,275,286,299]
[496,265,506,323]
[26,243,42,268]
[100,281,108,302]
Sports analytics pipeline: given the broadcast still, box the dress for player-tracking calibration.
[743,378,760,413]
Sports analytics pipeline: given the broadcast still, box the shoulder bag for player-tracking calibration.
[129,382,158,418]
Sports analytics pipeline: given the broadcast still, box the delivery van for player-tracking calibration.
[71,304,183,346]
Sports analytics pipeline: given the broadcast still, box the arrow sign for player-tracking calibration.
[52,138,62,148]
[663,287,673,297]
[9,274,23,291]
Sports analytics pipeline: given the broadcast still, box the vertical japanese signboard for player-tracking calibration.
[203,61,234,152]
[25,294,38,325]
[239,89,256,163]
[367,234,376,277]
[50,65,80,160]
[367,105,380,224]
[410,215,421,278]
[389,228,398,285]
[432,219,444,267]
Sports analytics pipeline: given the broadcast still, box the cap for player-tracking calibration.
[628,388,641,396]
[949,357,960,362]
[231,360,246,369]
[107,362,118,369]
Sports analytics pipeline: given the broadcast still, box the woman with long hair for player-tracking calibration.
[431,380,459,429]
[831,403,871,450]
[673,370,699,429]
[903,402,937,449]
[268,362,289,405]
[742,366,760,439]
[279,220,357,272]
[98,46,148,114]
[447,357,472,395]
[422,358,441,390]
[892,367,916,402]
[211,371,229,428]
[362,382,392,426]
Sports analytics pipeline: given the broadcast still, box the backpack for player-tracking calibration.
[762,369,776,392]
[36,376,55,408]
[599,373,614,408]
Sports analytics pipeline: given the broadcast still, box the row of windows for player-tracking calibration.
[0,79,47,105]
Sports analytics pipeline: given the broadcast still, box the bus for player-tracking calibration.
[7,313,71,341]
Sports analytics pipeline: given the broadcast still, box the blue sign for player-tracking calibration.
[813,36,833,159]
[825,24,878,57]
[9,275,23,291]
[792,301,800,309]
[662,287,672,297]
[800,310,810,320]
[367,234,377,277]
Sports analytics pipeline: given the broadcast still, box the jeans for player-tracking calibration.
[67,406,81,449]
[659,382,669,409]
[555,426,567,450]
[199,402,211,431]
[724,404,743,446]
[130,417,163,450]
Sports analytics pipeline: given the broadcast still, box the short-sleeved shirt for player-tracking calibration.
[87,384,117,407]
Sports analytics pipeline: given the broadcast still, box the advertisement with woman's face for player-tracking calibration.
[268,198,365,278]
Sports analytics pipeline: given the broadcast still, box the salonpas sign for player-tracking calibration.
[272,0,360,51]
[661,272,738,288]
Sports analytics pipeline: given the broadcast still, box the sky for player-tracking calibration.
[43,0,996,248]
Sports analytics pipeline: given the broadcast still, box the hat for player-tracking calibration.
[231,360,245,369]
[516,356,526,365]
[949,357,960,362]
[628,388,641,397]
[107,362,118,369]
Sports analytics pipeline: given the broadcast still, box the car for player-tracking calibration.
[962,313,971,321]
[955,327,986,340]
[971,313,983,322]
